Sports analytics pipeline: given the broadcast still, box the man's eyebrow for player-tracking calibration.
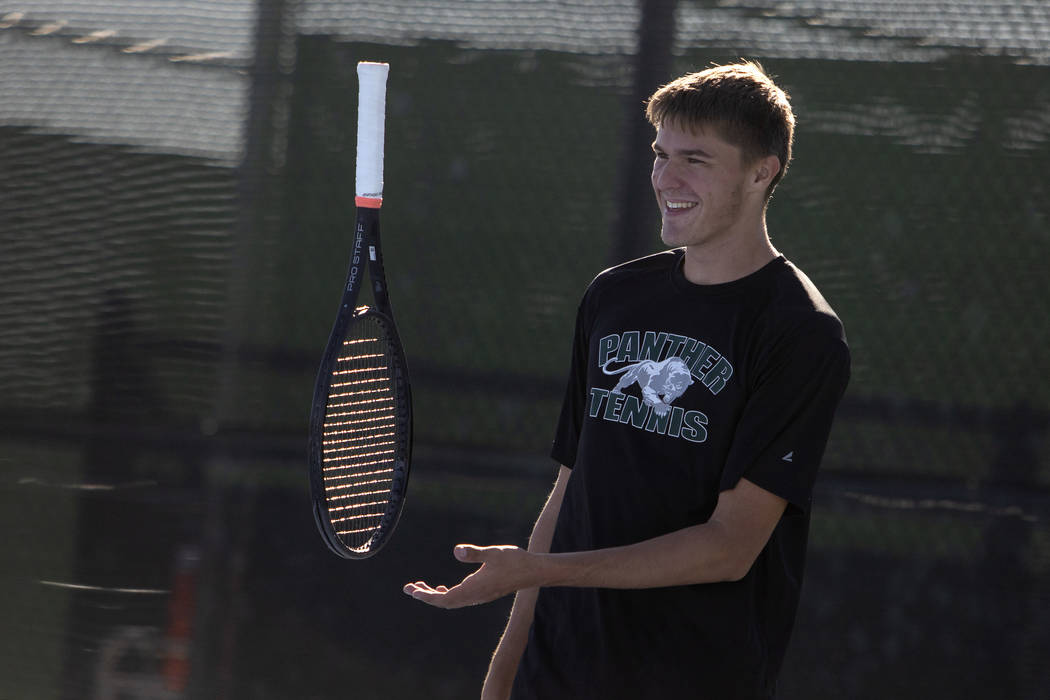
[651,142,715,159]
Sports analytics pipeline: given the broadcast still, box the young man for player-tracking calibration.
[405,62,850,700]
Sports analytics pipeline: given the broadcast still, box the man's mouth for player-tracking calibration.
[665,200,697,211]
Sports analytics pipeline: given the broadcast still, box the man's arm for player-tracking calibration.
[403,476,787,609]
[479,466,570,700]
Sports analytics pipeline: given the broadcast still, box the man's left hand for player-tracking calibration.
[403,544,539,609]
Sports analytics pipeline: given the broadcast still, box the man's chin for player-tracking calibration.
[660,227,686,249]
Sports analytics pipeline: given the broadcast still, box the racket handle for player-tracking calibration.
[356,61,389,209]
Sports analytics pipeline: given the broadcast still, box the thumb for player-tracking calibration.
[454,544,485,562]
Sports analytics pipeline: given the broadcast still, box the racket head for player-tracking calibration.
[308,306,412,559]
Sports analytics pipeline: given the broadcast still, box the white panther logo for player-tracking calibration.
[602,357,694,416]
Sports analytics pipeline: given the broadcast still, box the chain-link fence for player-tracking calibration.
[1,1,1047,698]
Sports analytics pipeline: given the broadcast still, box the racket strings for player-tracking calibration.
[323,431,396,447]
[320,315,406,551]
[323,404,394,420]
[319,421,394,438]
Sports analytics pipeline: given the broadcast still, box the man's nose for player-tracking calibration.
[653,160,683,189]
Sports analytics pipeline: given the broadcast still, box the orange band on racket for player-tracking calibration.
[355,196,383,209]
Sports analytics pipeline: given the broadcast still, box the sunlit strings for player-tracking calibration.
[320,319,402,550]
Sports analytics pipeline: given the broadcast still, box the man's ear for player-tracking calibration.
[750,155,781,193]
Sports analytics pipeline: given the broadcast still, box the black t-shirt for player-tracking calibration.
[511,250,850,700]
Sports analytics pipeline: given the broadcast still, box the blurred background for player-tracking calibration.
[1,0,1047,698]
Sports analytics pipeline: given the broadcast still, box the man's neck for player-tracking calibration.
[679,224,778,286]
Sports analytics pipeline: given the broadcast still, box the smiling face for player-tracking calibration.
[651,120,759,252]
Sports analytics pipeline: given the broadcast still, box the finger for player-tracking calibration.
[403,581,464,607]
[454,544,484,562]
[405,584,441,601]
[406,585,463,609]
[403,581,437,595]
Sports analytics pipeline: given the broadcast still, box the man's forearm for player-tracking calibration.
[528,477,787,590]
[482,466,571,699]
[406,477,786,609]
[533,520,739,589]
[482,585,537,699]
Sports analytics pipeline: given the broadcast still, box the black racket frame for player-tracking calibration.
[308,207,413,559]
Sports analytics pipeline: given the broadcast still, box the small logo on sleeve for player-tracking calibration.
[782,451,794,462]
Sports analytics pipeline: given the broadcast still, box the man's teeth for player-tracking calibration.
[666,201,696,210]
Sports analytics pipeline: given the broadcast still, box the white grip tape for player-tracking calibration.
[355,61,389,204]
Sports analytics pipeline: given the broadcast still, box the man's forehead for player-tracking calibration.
[653,120,738,153]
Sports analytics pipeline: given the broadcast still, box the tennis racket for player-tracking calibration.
[308,61,412,559]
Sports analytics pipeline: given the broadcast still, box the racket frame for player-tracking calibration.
[307,62,412,559]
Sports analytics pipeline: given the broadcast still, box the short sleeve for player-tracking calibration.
[719,320,851,512]
[550,289,596,469]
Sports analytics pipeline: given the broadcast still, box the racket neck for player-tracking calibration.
[366,217,393,313]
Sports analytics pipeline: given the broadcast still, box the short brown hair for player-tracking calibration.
[646,61,795,196]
